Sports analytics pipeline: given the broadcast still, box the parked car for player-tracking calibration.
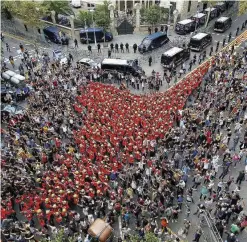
[79,58,100,68]
[52,49,68,64]
[43,26,69,45]
[79,28,113,44]
[138,32,169,53]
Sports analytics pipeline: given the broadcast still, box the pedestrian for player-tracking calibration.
[69,53,73,62]
[88,45,92,54]
[1,32,4,41]
[223,38,226,47]
[209,46,213,56]
[6,43,10,52]
[9,56,15,68]
[120,43,124,53]
[97,43,101,53]
[228,32,232,43]
[154,27,158,33]
[188,60,193,71]
[236,170,245,187]
[241,22,245,30]
[19,43,24,53]
[236,27,239,37]
[193,227,202,242]
[231,44,234,55]
[203,50,206,60]
[216,41,219,52]
[193,54,196,65]
[110,43,114,52]
[165,25,168,33]
[74,39,78,48]
[24,24,28,31]
[108,49,111,58]
[148,56,152,66]
[115,43,119,53]
[125,43,129,53]
[133,43,137,53]
[148,27,151,35]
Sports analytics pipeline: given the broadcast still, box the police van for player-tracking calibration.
[101,58,144,76]
[203,7,218,21]
[161,47,190,69]
[175,19,196,35]
[214,16,232,32]
[138,32,169,53]
[191,13,207,27]
[188,33,212,52]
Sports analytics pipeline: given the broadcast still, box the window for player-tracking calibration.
[188,0,192,13]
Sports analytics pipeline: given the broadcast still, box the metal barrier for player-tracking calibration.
[200,210,223,242]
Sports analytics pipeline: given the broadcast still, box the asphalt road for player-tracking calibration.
[2,12,247,84]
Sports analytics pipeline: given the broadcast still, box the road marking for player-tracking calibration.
[12,47,16,49]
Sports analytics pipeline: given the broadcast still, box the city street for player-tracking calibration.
[2,11,247,87]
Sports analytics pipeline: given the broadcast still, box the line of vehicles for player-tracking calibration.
[43,26,113,45]
[175,0,234,35]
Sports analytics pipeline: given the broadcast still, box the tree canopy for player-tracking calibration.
[238,1,247,15]
[2,0,47,26]
[93,0,111,30]
[77,10,93,27]
[142,5,166,26]
[42,0,74,17]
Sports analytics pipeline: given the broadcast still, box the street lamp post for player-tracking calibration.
[205,3,212,28]
[84,19,89,45]
[168,4,172,36]
[89,9,97,47]
[195,0,201,33]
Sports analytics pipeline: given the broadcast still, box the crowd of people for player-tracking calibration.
[1,28,247,242]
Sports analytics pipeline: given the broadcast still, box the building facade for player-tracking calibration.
[86,0,204,21]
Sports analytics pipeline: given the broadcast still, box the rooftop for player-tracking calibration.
[216,16,229,22]
[102,59,130,65]
[192,13,206,18]
[191,33,208,40]
[177,19,194,25]
[163,47,183,57]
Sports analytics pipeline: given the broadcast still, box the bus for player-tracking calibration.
[138,32,169,53]
[214,17,232,32]
[175,19,196,35]
[191,13,207,27]
[161,47,190,69]
[214,2,227,13]
[188,33,212,52]
[80,28,113,44]
[101,58,144,76]
[203,7,218,21]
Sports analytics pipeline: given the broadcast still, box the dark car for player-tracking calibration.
[79,28,113,44]
[43,26,69,45]
[138,32,169,53]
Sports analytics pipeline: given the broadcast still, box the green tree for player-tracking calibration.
[238,1,247,15]
[40,229,78,242]
[77,10,93,27]
[142,5,163,29]
[2,0,47,27]
[42,0,74,18]
[94,0,111,30]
